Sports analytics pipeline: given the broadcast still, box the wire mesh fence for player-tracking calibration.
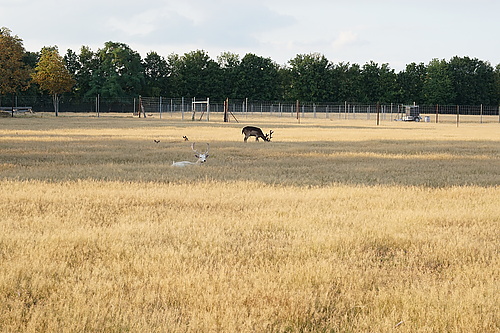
[1,95,499,124]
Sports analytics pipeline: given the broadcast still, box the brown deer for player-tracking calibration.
[242,126,273,142]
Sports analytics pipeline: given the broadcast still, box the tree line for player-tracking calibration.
[2,27,500,112]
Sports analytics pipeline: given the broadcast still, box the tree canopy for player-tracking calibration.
[31,47,75,115]
[0,27,31,97]
[2,27,500,107]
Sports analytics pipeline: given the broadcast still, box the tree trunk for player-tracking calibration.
[52,93,59,116]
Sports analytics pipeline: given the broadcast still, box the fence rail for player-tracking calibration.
[1,95,499,123]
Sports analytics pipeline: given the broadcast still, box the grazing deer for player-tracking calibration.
[171,143,210,167]
[242,126,273,142]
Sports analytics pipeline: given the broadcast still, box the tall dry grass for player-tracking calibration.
[0,114,499,332]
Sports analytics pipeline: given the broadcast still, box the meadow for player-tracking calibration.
[0,113,499,332]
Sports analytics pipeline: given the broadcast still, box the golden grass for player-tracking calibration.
[0,114,499,332]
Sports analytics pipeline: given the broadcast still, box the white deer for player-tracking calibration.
[171,143,210,167]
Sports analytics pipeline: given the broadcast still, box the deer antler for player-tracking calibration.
[191,143,210,156]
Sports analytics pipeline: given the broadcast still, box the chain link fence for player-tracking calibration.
[1,95,499,123]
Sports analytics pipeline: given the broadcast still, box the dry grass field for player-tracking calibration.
[0,113,499,332]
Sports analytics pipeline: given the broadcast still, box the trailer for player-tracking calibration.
[395,105,422,121]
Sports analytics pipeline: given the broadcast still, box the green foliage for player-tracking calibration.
[397,62,427,104]
[423,59,456,105]
[217,52,241,99]
[495,64,500,105]
[332,62,362,103]
[32,48,75,95]
[3,27,500,106]
[288,53,332,102]
[63,42,145,99]
[176,50,222,99]
[237,53,280,100]
[32,47,74,96]
[31,47,75,115]
[142,51,169,97]
[96,42,144,98]
[0,27,31,96]
[360,61,398,103]
[447,56,497,105]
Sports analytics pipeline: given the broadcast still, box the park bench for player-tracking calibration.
[0,106,33,113]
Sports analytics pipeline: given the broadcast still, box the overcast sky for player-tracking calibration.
[1,0,498,71]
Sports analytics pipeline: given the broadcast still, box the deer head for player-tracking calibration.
[191,142,209,163]
[172,143,210,167]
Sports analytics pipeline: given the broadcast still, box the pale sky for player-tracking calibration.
[1,0,498,71]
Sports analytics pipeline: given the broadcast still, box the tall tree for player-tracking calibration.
[165,53,182,97]
[360,61,397,103]
[76,46,101,99]
[17,51,42,103]
[143,51,169,96]
[278,64,293,101]
[64,49,80,78]
[495,64,500,105]
[288,53,333,102]
[237,53,280,100]
[95,42,144,98]
[377,63,398,103]
[64,48,85,99]
[397,62,426,104]
[448,56,497,105]
[32,47,75,116]
[0,27,31,114]
[217,51,241,99]
[331,62,362,103]
[177,50,221,99]
[423,58,455,105]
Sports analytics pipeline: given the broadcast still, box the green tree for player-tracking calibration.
[288,53,333,102]
[22,51,39,69]
[143,51,169,96]
[165,53,182,97]
[331,62,362,103]
[448,56,497,105]
[495,64,500,105]
[277,64,293,101]
[17,51,42,103]
[0,27,31,114]
[378,63,398,103]
[78,46,101,98]
[423,58,455,105]
[64,49,80,78]
[62,46,100,99]
[95,42,144,98]
[217,51,241,99]
[179,50,222,99]
[32,47,75,116]
[237,53,280,100]
[64,48,85,99]
[360,61,397,103]
[397,62,426,104]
